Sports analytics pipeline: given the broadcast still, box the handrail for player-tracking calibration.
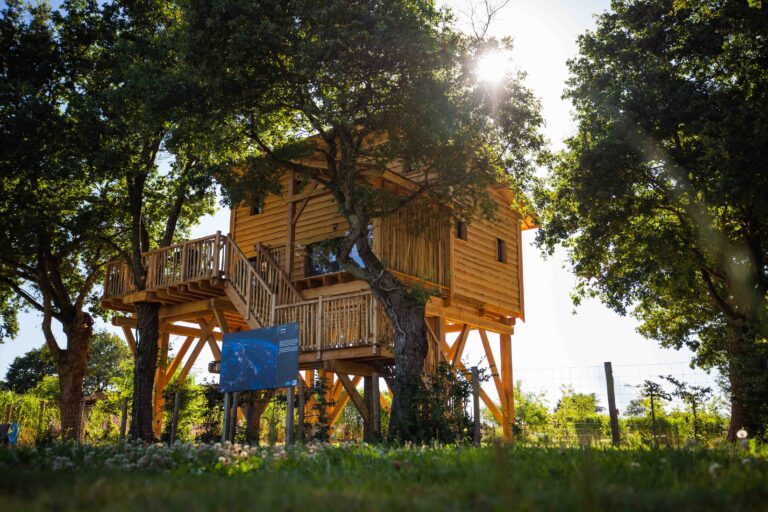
[254,243,303,304]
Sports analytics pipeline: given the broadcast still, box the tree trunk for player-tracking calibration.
[56,325,91,441]
[726,327,768,441]
[129,301,161,441]
[374,284,428,442]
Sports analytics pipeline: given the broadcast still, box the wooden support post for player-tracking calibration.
[119,397,128,441]
[286,386,295,445]
[499,333,514,441]
[166,336,194,381]
[297,379,305,443]
[337,373,369,425]
[449,325,470,367]
[604,362,620,446]
[152,332,170,438]
[221,392,230,444]
[471,366,481,447]
[285,171,296,277]
[479,329,506,412]
[169,392,181,445]
[229,392,239,443]
[371,372,381,441]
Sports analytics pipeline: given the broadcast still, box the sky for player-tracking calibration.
[0,0,719,411]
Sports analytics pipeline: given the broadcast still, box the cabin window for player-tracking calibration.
[496,238,507,263]
[456,221,468,241]
[250,203,263,216]
[304,237,365,277]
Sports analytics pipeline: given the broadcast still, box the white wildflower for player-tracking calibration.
[708,462,721,478]
[736,429,748,440]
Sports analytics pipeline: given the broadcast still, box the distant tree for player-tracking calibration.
[630,380,672,447]
[3,331,131,397]
[187,0,544,441]
[512,381,551,436]
[537,0,768,440]
[83,331,132,395]
[663,375,713,442]
[4,347,56,394]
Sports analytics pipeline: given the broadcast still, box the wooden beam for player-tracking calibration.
[336,373,369,424]
[166,336,194,381]
[499,333,514,440]
[177,337,208,383]
[426,300,515,335]
[212,307,231,335]
[197,317,222,360]
[112,317,223,341]
[327,390,351,426]
[323,360,376,377]
[479,329,506,413]
[449,325,470,367]
[121,326,137,357]
[285,171,296,275]
[159,297,234,322]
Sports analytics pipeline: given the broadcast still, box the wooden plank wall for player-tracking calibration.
[452,190,523,317]
[230,171,523,318]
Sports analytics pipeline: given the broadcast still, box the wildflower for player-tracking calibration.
[708,462,720,478]
[659,458,668,465]
[629,462,640,469]
[736,429,748,440]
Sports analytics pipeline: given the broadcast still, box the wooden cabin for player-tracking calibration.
[102,159,532,440]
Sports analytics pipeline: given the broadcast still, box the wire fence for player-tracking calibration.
[0,362,742,448]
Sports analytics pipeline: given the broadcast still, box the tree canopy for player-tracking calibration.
[186,0,544,441]
[537,0,768,439]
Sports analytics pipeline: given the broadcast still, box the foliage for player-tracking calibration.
[0,0,122,438]
[2,443,768,511]
[511,381,551,440]
[537,0,768,439]
[3,347,56,394]
[3,332,131,396]
[186,0,544,440]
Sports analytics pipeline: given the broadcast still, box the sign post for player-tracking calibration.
[219,323,300,446]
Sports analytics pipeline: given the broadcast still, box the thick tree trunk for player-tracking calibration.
[243,401,262,444]
[374,284,428,442]
[129,301,161,441]
[56,326,90,441]
[726,327,768,441]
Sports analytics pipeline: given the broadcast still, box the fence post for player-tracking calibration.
[286,386,295,446]
[221,392,230,444]
[372,372,381,441]
[119,397,128,442]
[169,392,181,445]
[471,366,481,447]
[36,400,46,443]
[297,379,305,444]
[604,361,620,446]
[229,392,239,444]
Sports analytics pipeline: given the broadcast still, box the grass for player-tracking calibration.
[1,442,767,511]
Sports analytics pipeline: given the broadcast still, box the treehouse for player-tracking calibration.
[102,158,533,440]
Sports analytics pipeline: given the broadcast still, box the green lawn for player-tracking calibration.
[1,443,766,511]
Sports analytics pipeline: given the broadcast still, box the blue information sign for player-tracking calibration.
[219,322,300,392]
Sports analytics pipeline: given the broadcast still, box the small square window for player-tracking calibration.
[456,221,468,241]
[497,238,507,263]
[250,203,263,216]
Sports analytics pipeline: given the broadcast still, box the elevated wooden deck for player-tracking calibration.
[102,233,395,367]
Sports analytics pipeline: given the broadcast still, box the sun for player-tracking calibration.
[476,50,512,84]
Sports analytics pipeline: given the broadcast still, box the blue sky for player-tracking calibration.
[0,1,717,409]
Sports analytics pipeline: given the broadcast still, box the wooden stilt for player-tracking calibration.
[499,332,514,440]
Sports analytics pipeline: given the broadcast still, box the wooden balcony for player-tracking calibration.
[102,233,394,359]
